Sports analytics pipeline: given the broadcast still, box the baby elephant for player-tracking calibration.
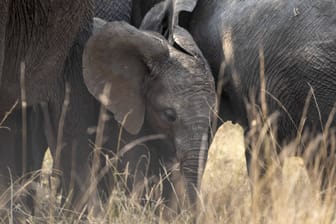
[83,19,216,211]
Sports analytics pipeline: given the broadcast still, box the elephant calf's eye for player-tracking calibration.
[163,108,177,122]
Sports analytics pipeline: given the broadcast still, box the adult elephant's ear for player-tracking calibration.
[141,0,202,58]
[169,0,201,57]
[140,1,169,36]
[170,0,197,31]
[83,21,169,134]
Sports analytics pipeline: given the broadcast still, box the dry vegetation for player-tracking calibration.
[0,117,335,223]
[200,121,336,224]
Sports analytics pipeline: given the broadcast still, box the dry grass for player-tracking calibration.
[0,119,335,223]
[200,121,336,224]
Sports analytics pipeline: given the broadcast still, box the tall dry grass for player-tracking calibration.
[0,117,335,223]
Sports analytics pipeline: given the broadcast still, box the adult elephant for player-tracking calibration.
[143,0,336,144]
[0,0,158,209]
[0,1,97,207]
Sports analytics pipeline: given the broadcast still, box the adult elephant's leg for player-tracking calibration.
[0,110,21,194]
[47,87,98,210]
[0,110,25,221]
[22,105,48,174]
[0,0,9,85]
[0,106,48,213]
[47,31,99,210]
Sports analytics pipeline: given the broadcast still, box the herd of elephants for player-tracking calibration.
[0,0,335,216]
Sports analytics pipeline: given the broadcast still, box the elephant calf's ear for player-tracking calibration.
[83,21,168,135]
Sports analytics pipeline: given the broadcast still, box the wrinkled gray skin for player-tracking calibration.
[131,0,163,27]
[0,1,96,209]
[145,0,336,144]
[0,0,215,213]
[85,19,216,209]
[190,0,336,142]
[0,0,164,210]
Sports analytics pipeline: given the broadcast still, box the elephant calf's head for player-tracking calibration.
[83,20,216,208]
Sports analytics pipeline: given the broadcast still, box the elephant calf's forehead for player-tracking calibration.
[161,52,215,94]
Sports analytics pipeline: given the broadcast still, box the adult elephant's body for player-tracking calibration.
[186,0,336,141]
[0,0,147,207]
[0,0,96,198]
[0,1,94,114]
